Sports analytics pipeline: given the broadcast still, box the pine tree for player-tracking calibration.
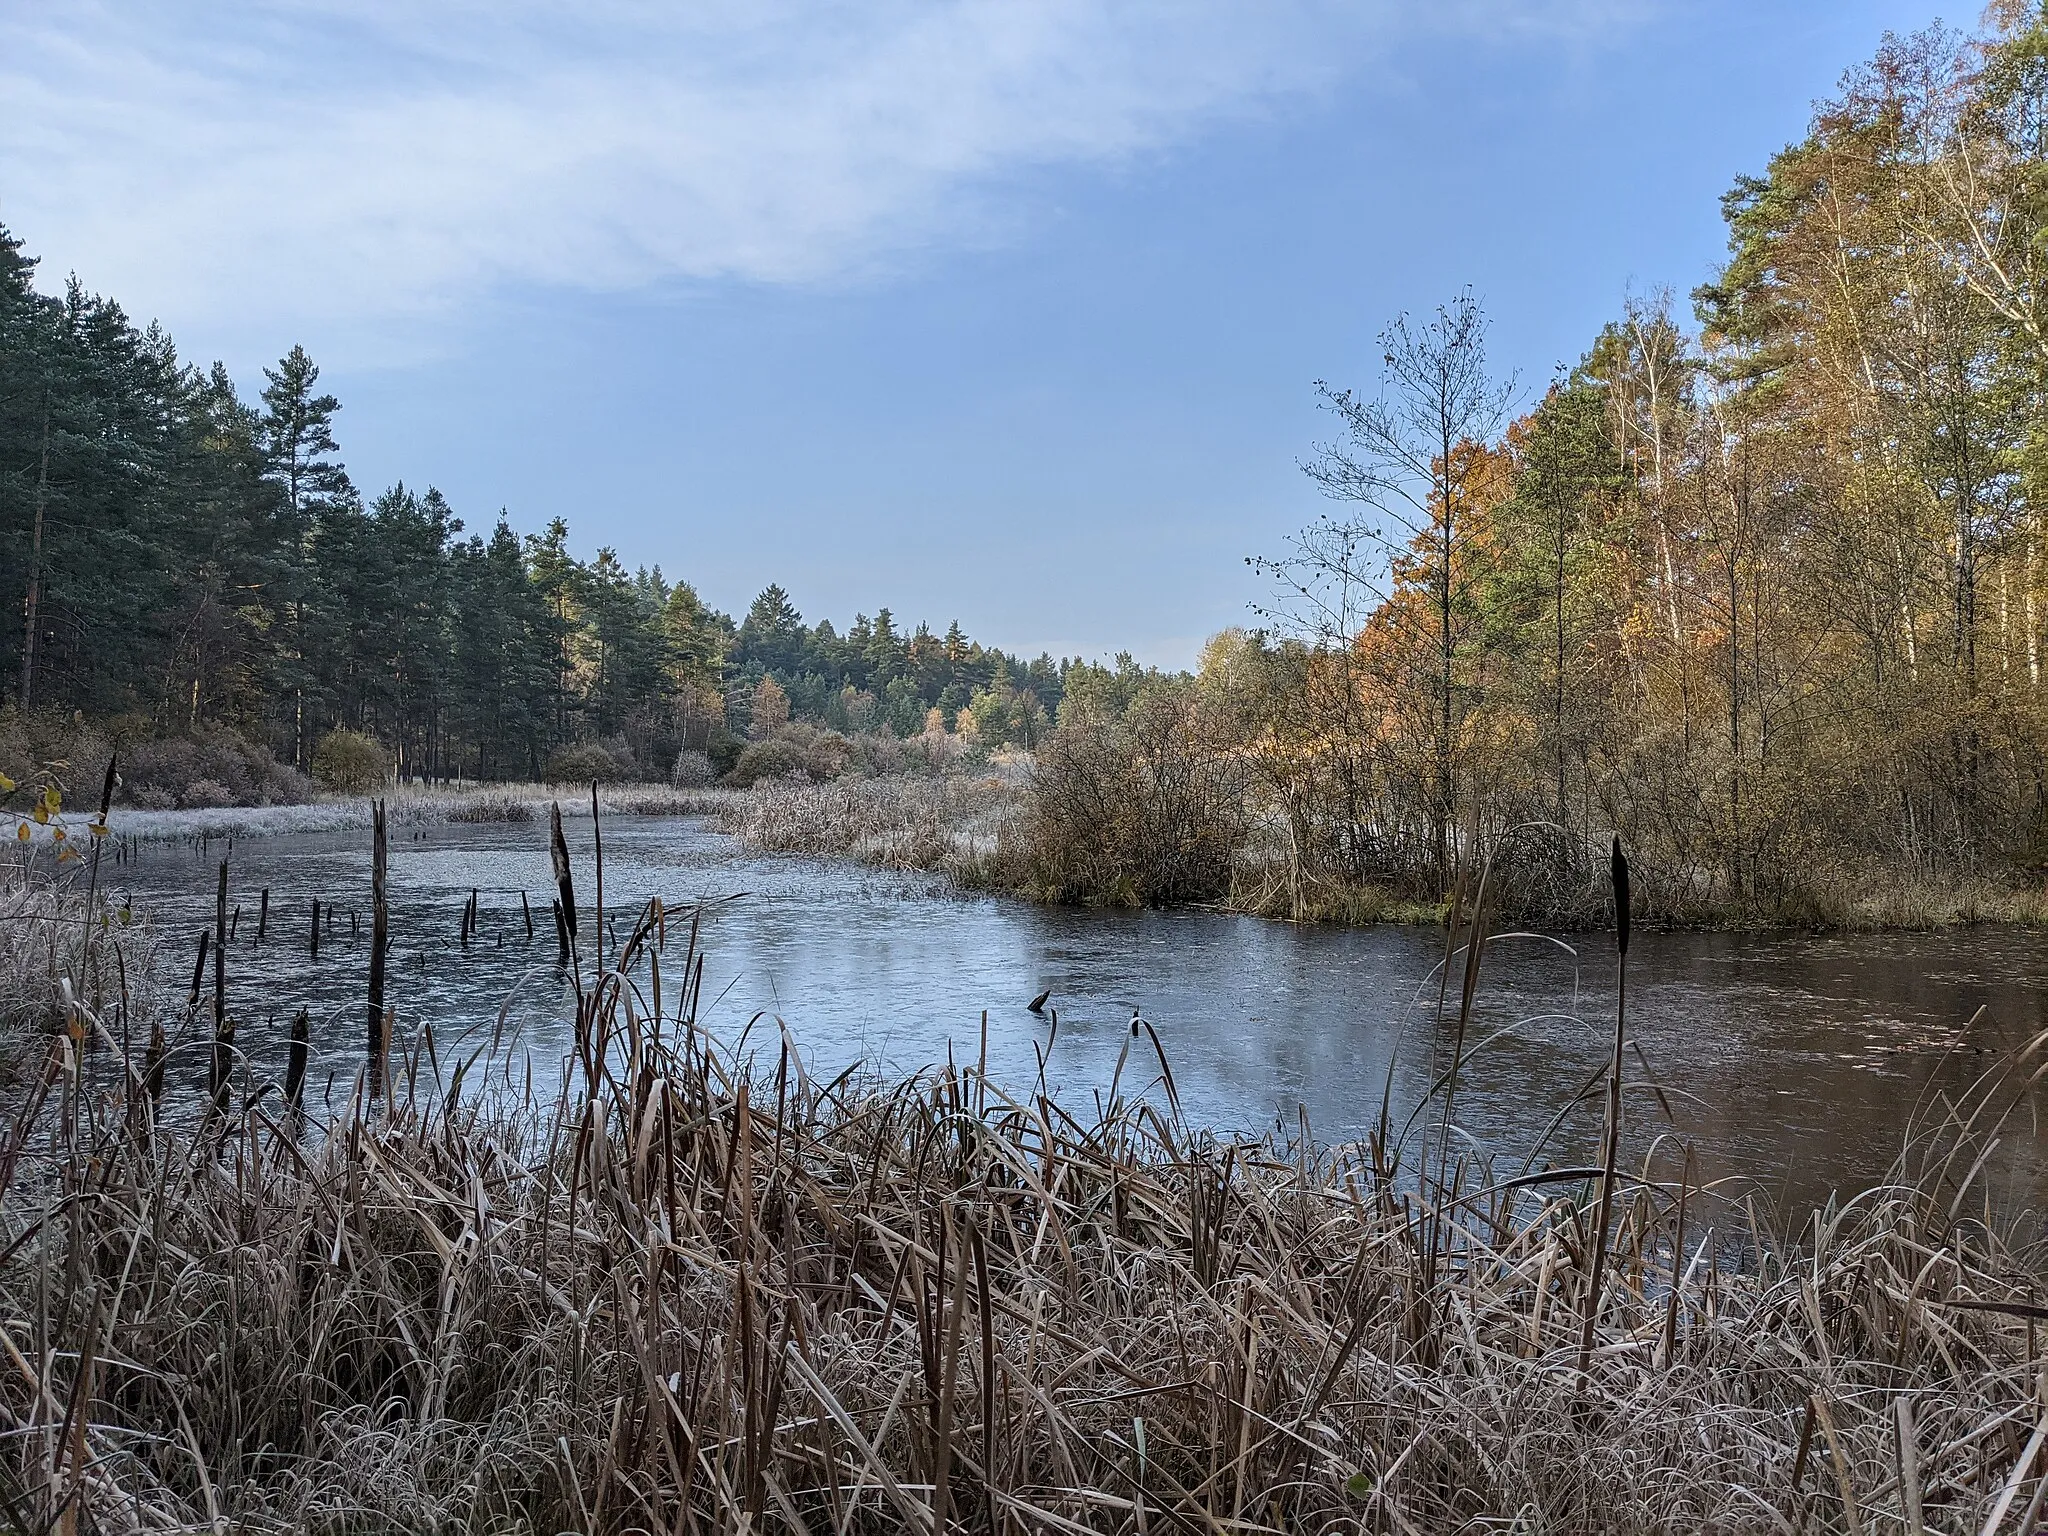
[259,345,354,767]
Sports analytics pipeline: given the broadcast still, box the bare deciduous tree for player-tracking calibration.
[1280,290,1516,886]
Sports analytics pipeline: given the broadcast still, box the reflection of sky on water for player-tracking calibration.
[105,816,2048,1214]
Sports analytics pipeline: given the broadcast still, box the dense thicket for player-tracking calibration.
[0,234,1066,785]
[1027,13,2048,920]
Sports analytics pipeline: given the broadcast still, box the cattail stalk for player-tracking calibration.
[366,799,389,1066]
[1578,837,1631,1381]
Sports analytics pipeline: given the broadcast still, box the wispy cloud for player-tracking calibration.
[1,0,1624,357]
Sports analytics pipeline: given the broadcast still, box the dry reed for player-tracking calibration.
[0,863,159,1076]
[719,773,1020,878]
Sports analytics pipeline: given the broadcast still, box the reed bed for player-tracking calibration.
[443,791,537,825]
[102,781,734,846]
[8,835,2048,1532]
[599,786,737,819]
[1750,870,2048,933]
[720,773,1021,878]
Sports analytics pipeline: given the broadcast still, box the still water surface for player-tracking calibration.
[105,814,2048,1213]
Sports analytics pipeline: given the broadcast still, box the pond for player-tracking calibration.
[94,812,2048,1216]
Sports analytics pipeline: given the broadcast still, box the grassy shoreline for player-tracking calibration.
[70,769,2048,935]
[713,774,2048,936]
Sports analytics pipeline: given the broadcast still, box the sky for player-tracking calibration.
[2,0,1951,667]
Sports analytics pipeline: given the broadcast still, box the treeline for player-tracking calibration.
[0,226,1068,786]
[1028,13,2048,920]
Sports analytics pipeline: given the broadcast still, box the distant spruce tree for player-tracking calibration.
[259,345,354,768]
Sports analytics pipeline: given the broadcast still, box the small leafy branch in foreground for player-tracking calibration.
[3,754,116,866]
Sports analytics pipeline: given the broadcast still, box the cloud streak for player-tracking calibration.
[1,0,1628,356]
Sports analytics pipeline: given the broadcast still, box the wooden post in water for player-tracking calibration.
[367,800,389,1067]
[521,889,533,941]
[590,780,604,968]
[310,898,320,961]
[1577,838,1633,1384]
[284,1009,310,1117]
[142,1020,165,1118]
[549,802,578,969]
[132,1019,167,1146]
[257,887,268,942]
[213,860,227,1026]
[188,930,210,1008]
[209,859,232,1112]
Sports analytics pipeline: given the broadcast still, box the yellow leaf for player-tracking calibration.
[41,785,60,813]
[31,805,47,825]
[51,827,65,841]
[89,820,108,837]
[0,771,13,792]
[13,823,26,842]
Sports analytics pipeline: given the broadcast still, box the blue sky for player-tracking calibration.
[4,1,1944,666]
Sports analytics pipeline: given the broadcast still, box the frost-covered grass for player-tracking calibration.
[91,780,733,843]
[0,863,162,1077]
[717,772,1023,878]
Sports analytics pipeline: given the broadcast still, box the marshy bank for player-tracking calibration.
[20,699,2048,934]
[711,767,2048,933]
[710,768,1440,921]
[11,845,2048,1533]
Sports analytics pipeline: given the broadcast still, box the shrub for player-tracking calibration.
[671,749,716,788]
[117,727,311,809]
[0,715,307,811]
[724,724,852,788]
[1025,686,1246,906]
[179,778,234,810]
[790,723,853,781]
[311,729,392,793]
[706,730,743,778]
[725,737,807,788]
[546,741,634,785]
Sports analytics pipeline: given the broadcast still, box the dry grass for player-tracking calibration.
[105,782,738,845]
[1225,860,1447,926]
[1612,864,2048,934]
[719,773,1022,880]
[443,791,538,824]
[1773,871,2048,932]
[415,782,735,825]
[9,843,2048,1532]
[598,785,738,818]
[0,859,160,1079]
